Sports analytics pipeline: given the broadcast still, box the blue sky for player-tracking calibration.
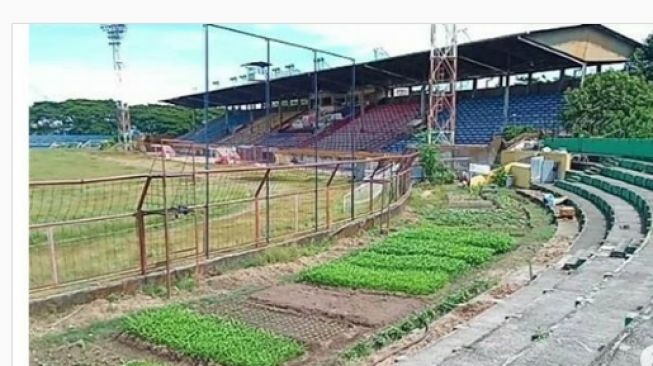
[29,23,652,105]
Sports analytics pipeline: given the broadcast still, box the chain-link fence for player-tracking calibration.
[29,152,416,295]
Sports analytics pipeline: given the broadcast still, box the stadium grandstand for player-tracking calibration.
[158,24,640,167]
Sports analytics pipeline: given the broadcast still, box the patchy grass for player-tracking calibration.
[30,150,146,180]
[32,318,122,348]
[174,276,196,292]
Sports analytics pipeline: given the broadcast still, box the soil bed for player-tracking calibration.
[251,283,427,327]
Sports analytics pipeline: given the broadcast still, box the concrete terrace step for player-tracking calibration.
[398,185,610,366]
[569,180,644,248]
[400,181,646,366]
[571,170,652,235]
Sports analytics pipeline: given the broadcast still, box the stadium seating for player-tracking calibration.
[220,111,300,145]
[385,92,564,150]
[504,93,563,131]
[179,111,265,143]
[309,103,420,152]
[257,131,315,148]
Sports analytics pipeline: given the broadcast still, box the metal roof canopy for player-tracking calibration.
[164,24,641,108]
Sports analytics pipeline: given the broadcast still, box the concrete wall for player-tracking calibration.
[528,27,635,63]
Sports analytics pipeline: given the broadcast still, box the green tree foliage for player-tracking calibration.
[561,71,653,138]
[419,144,455,185]
[629,32,653,82]
[29,99,224,136]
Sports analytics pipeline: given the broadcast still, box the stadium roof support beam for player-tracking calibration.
[167,25,636,109]
[362,64,422,85]
[458,55,506,75]
[517,35,588,85]
[206,24,355,62]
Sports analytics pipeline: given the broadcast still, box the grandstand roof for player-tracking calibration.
[164,24,640,108]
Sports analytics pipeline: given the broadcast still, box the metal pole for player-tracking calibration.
[203,24,210,170]
[203,24,210,259]
[265,39,271,242]
[313,50,319,231]
[161,153,171,299]
[265,170,270,244]
[191,148,201,280]
[503,73,510,125]
[350,61,356,220]
[266,39,271,131]
[207,24,354,62]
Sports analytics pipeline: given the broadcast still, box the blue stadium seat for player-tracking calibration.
[179,111,266,143]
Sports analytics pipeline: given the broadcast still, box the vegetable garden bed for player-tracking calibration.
[122,306,305,366]
[299,226,514,295]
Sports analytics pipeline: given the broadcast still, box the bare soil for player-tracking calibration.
[251,283,427,327]
[29,235,371,339]
[366,300,495,366]
[30,188,565,366]
[30,336,180,366]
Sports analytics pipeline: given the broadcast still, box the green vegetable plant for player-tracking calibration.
[122,306,304,366]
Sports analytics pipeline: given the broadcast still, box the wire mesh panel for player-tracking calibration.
[29,153,415,294]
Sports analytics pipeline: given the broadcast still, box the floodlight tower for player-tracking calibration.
[427,24,458,145]
[100,24,131,145]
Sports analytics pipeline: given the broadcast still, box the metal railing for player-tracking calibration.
[29,153,416,295]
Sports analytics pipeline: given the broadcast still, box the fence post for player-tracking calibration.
[204,171,210,259]
[266,170,271,244]
[350,161,355,220]
[325,164,340,230]
[136,176,152,276]
[161,155,172,299]
[326,185,331,229]
[369,170,374,214]
[254,169,270,246]
[46,227,59,286]
[135,212,146,275]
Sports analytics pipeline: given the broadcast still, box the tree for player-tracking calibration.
[561,71,653,138]
[629,32,653,82]
[29,99,224,136]
[419,144,455,184]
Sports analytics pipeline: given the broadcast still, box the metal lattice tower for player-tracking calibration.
[100,24,131,143]
[427,24,458,145]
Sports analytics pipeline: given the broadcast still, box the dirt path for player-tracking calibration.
[29,235,372,339]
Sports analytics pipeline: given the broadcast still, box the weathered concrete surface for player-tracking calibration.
[400,180,649,366]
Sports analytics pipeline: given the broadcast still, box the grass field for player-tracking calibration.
[29,149,386,290]
[30,150,158,180]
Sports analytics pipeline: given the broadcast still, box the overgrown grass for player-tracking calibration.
[32,317,122,348]
[122,306,304,366]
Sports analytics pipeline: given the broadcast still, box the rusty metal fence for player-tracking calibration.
[29,153,416,295]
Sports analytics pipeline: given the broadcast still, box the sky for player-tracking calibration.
[29,23,653,105]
